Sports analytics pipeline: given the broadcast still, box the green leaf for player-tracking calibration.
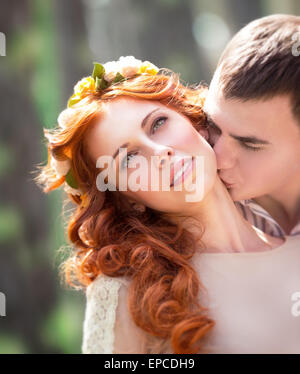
[65,168,78,189]
[95,77,101,90]
[100,78,109,89]
[96,76,108,90]
[113,72,125,83]
[92,62,105,80]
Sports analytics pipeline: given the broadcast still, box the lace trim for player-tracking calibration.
[82,275,123,354]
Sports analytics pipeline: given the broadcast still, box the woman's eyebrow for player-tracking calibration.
[111,107,160,161]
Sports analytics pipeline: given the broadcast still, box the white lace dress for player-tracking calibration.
[82,235,300,354]
[81,276,124,354]
[81,275,153,354]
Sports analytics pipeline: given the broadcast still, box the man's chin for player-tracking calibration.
[227,187,260,202]
[226,186,244,202]
[221,179,253,201]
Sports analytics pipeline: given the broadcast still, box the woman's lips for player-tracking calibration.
[170,156,194,187]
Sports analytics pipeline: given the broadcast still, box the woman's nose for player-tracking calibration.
[154,147,174,169]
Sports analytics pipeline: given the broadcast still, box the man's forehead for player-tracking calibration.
[205,92,298,138]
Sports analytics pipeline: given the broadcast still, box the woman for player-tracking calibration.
[35,56,300,354]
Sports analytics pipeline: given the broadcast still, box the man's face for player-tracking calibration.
[204,72,300,202]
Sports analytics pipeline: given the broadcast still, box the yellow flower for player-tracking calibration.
[138,61,159,75]
[74,76,95,95]
[68,76,95,107]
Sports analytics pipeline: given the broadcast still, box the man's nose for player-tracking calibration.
[213,137,237,170]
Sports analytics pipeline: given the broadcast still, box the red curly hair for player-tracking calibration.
[34,70,215,354]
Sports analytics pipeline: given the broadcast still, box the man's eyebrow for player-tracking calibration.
[111,107,160,161]
[206,114,270,145]
[230,134,270,145]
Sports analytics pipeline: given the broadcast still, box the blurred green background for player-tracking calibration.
[0,0,299,354]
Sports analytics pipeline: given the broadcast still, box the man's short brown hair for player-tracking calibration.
[217,14,300,123]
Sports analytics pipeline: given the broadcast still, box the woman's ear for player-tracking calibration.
[126,198,146,212]
[127,198,136,206]
[132,203,146,213]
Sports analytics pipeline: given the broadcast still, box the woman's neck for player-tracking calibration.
[173,178,284,254]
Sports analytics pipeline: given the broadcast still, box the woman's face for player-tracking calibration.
[86,97,217,213]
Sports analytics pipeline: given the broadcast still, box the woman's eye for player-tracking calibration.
[151,117,167,134]
[122,152,138,169]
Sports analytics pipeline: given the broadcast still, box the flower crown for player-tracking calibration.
[51,56,159,200]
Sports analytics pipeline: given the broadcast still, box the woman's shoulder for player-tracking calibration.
[83,273,173,354]
[284,234,300,246]
[82,274,132,354]
[85,274,132,316]
[270,234,300,255]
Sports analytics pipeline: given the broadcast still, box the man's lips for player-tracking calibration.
[222,179,236,188]
[219,175,236,188]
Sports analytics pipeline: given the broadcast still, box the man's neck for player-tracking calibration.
[254,175,300,234]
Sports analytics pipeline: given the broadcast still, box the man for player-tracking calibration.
[204,14,300,237]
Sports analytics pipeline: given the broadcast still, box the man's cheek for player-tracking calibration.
[239,162,270,189]
[250,162,280,186]
[240,160,261,179]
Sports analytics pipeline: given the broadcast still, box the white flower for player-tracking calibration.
[51,157,71,177]
[51,156,83,196]
[119,56,142,77]
[102,56,143,83]
[103,61,119,82]
[101,56,158,84]
[119,56,142,66]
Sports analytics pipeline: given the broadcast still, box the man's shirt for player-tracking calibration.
[235,199,300,237]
